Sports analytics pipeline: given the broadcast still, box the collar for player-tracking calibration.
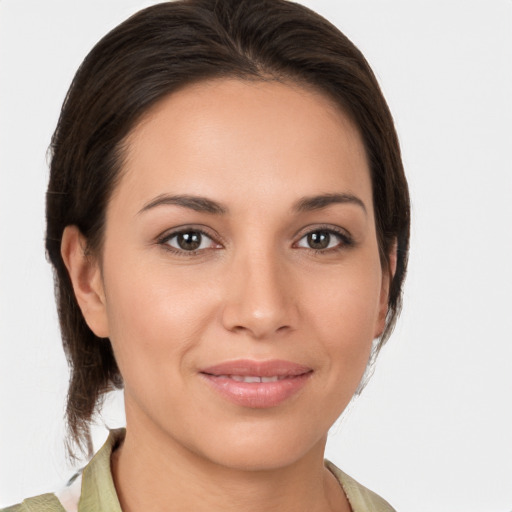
[78,428,125,512]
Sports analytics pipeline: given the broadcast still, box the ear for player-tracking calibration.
[374,240,398,338]
[61,225,109,338]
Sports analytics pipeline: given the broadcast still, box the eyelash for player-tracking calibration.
[157,225,354,256]
[295,225,354,254]
[157,227,220,257]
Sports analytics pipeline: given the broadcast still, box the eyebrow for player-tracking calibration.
[138,194,228,215]
[138,192,366,216]
[293,193,367,215]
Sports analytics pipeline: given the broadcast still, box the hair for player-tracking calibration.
[45,0,410,458]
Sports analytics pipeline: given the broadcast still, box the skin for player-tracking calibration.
[62,79,394,512]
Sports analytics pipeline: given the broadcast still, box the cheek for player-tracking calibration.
[301,258,382,370]
[101,252,219,383]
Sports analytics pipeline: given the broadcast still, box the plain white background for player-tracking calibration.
[1,1,511,510]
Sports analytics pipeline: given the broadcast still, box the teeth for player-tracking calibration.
[228,375,280,383]
[231,375,261,383]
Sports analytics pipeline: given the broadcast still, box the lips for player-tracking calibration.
[200,359,312,408]
[225,375,285,383]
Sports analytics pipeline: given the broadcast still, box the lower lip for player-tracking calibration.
[200,373,312,408]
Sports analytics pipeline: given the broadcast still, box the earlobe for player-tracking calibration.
[374,240,398,338]
[61,226,109,338]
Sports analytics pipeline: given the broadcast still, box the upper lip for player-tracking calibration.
[200,359,312,377]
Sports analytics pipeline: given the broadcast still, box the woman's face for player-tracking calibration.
[88,79,389,469]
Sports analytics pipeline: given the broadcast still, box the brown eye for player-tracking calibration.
[164,230,217,252]
[296,228,350,252]
[177,231,202,250]
[306,231,331,250]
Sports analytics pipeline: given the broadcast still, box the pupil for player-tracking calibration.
[308,231,330,250]
[178,231,201,251]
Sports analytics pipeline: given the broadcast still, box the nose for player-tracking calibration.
[221,248,298,340]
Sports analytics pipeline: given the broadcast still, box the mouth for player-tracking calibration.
[199,359,313,408]
[215,375,291,383]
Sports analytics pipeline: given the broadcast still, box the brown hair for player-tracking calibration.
[46,0,410,458]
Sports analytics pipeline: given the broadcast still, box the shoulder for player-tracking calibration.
[2,428,125,512]
[325,460,396,512]
[0,494,65,512]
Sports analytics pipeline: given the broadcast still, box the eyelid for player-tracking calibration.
[155,223,353,255]
[293,224,354,250]
[156,225,223,253]
[293,224,352,241]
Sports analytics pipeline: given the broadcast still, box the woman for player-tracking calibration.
[3,0,409,510]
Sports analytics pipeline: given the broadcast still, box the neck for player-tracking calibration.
[111,411,349,512]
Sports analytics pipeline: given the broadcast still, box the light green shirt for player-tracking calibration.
[3,429,395,512]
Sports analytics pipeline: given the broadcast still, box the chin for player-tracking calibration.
[184,417,329,472]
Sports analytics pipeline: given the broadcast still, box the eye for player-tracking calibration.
[296,229,350,251]
[162,229,219,252]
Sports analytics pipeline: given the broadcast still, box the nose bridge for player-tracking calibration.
[221,241,296,338]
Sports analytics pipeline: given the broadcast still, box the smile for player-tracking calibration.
[217,375,289,383]
[200,360,313,408]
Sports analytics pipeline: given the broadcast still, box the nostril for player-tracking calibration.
[220,269,298,338]
[227,322,292,339]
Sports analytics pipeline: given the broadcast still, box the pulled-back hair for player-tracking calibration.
[46,0,410,458]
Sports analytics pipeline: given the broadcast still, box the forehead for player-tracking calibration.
[113,78,372,215]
